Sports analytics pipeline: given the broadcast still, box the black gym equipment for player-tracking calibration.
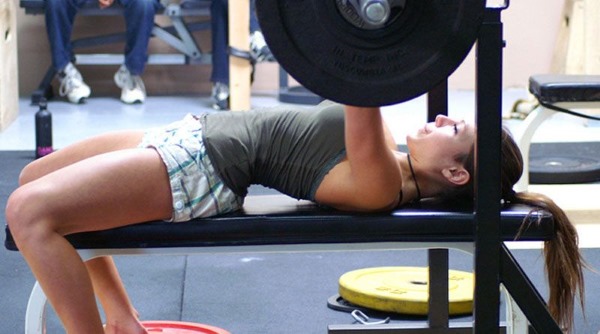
[256,0,485,107]
[257,1,564,333]
[5,1,569,333]
[526,74,600,184]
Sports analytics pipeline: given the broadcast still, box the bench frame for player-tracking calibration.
[21,244,524,334]
[9,2,567,334]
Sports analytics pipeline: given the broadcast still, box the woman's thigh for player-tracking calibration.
[20,130,145,185]
[13,147,173,236]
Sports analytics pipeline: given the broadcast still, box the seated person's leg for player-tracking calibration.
[249,0,274,62]
[209,0,274,110]
[210,0,230,110]
[45,0,91,104]
[114,0,161,104]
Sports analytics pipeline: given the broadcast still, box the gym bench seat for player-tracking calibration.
[4,194,554,334]
[513,74,600,190]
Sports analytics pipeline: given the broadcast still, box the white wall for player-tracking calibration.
[450,0,565,89]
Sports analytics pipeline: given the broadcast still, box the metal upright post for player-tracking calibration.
[427,80,449,121]
[427,80,450,329]
[473,7,504,333]
[473,3,564,333]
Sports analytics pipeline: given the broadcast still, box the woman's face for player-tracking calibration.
[406,115,475,171]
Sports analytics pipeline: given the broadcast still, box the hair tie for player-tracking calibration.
[503,189,517,204]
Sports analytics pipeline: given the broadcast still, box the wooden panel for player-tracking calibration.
[0,0,19,131]
[552,0,600,74]
[228,0,251,111]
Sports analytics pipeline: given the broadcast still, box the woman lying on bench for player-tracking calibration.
[5,101,586,333]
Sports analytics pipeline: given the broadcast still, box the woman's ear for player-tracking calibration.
[442,167,470,186]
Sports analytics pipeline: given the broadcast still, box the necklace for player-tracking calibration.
[407,154,422,201]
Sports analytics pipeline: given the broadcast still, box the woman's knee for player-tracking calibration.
[5,185,54,243]
[6,189,27,242]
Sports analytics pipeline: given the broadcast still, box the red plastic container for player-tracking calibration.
[141,321,230,334]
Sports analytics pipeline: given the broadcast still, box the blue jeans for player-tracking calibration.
[210,0,260,84]
[45,0,161,75]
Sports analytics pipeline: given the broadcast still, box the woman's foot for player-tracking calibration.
[103,318,148,334]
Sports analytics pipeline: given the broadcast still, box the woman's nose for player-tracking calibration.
[434,115,451,127]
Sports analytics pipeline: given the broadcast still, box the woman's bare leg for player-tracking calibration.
[19,130,145,184]
[86,257,146,334]
[6,146,172,333]
[18,131,150,332]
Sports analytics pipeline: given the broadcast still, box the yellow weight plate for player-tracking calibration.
[339,266,474,316]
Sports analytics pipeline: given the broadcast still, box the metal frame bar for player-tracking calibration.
[501,245,562,333]
[474,8,562,334]
[473,8,504,332]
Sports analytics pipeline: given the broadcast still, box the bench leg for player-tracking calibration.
[25,282,47,334]
[512,106,555,192]
[502,284,529,334]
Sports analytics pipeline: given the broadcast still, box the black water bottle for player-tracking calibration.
[35,98,53,159]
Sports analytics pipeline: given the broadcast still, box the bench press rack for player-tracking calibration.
[5,2,567,333]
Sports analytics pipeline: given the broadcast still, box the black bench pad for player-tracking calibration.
[529,74,600,103]
[4,195,553,251]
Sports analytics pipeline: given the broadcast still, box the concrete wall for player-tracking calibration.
[14,0,565,98]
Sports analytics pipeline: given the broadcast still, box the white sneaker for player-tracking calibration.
[114,65,146,104]
[58,62,91,104]
[250,31,275,62]
[211,82,229,110]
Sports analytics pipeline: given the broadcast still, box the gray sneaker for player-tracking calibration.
[250,31,275,62]
[211,82,229,110]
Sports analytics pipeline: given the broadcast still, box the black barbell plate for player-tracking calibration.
[529,155,600,184]
[256,0,485,106]
[529,142,600,184]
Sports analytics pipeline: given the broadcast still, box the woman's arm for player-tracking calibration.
[315,105,402,211]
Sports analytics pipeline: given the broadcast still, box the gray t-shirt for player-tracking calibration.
[201,101,346,200]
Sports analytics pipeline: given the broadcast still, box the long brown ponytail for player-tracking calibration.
[513,191,585,332]
[439,126,586,332]
[501,128,587,332]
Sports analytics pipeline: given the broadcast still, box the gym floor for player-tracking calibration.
[1,89,599,332]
